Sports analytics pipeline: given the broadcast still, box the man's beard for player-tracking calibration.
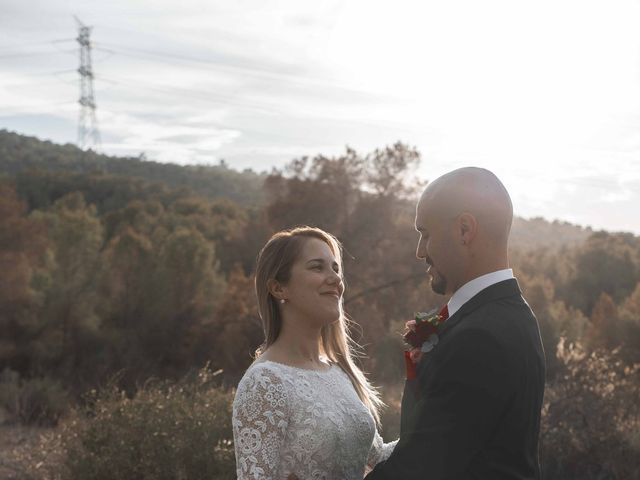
[430,269,447,295]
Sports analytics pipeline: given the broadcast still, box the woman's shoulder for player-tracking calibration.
[236,359,291,389]
[236,358,341,391]
[233,361,294,421]
[233,361,288,404]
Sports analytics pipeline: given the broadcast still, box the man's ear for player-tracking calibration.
[458,212,478,245]
[267,278,285,301]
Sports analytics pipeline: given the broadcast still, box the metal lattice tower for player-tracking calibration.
[76,17,101,150]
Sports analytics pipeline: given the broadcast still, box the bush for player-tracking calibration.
[60,367,235,480]
[541,340,640,480]
[0,368,69,426]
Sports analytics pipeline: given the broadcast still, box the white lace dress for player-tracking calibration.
[232,360,397,480]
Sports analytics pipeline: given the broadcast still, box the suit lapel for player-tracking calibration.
[439,278,522,338]
[415,278,523,378]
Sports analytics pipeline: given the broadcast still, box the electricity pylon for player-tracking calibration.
[75,16,100,150]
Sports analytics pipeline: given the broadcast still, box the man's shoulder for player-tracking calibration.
[462,291,535,330]
[446,296,540,362]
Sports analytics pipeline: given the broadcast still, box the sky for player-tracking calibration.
[1,0,640,234]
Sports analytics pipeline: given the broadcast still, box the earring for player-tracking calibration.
[280,299,286,304]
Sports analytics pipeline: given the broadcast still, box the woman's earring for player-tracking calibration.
[280,299,286,304]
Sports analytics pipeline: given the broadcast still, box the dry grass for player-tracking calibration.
[0,424,64,480]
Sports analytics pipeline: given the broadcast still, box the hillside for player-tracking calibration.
[0,129,265,207]
[511,216,593,250]
[0,129,602,250]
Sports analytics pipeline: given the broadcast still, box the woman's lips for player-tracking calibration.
[321,292,340,299]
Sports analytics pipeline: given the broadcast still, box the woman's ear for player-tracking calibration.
[267,278,285,302]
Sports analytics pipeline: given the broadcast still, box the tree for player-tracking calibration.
[0,181,48,375]
[541,340,640,480]
[584,293,619,352]
[562,232,639,315]
[616,282,640,363]
[208,266,263,383]
[29,192,104,386]
[518,274,561,378]
[621,282,640,321]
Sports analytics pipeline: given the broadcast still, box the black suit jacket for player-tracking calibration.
[366,279,545,480]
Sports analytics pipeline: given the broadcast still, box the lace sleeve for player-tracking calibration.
[367,429,399,468]
[232,365,290,480]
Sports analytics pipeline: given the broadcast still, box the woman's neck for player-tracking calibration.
[262,317,327,370]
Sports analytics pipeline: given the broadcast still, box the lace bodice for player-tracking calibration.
[232,361,397,480]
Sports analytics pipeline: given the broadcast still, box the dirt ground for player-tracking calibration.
[0,425,64,480]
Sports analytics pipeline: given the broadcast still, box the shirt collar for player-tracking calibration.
[447,269,514,317]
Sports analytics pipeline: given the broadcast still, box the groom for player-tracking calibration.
[366,167,546,479]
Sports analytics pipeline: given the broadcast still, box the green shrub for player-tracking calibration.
[60,368,235,480]
[0,368,69,426]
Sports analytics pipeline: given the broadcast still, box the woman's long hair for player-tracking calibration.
[254,226,384,425]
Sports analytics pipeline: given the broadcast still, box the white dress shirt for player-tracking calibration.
[447,269,514,318]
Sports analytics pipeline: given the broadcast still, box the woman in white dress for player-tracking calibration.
[232,226,397,480]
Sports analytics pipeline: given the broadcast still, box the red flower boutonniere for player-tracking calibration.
[403,306,448,380]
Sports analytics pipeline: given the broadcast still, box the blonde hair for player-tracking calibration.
[254,226,384,425]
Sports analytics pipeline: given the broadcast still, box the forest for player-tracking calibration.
[0,129,638,479]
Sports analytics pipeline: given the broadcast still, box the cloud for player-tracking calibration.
[96,108,240,164]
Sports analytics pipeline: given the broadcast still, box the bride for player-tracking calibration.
[232,226,397,480]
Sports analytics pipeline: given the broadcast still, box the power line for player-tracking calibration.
[93,42,386,99]
[92,73,419,146]
[95,74,281,115]
[93,70,422,137]
[1,69,76,82]
[0,50,76,59]
[0,38,75,51]
[2,78,76,89]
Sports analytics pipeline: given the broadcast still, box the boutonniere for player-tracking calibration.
[403,308,448,380]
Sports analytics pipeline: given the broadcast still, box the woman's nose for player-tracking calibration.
[327,270,343,290]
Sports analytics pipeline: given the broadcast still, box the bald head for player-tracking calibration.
[415,167,513,294]
[419,167,513,244]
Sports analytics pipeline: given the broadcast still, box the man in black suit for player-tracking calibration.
[365,167,546,479]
